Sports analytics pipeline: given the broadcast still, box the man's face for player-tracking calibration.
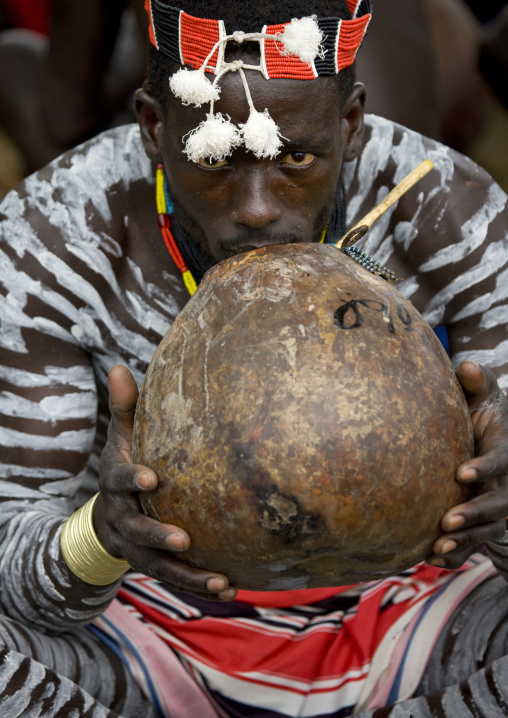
[155,69,363,262]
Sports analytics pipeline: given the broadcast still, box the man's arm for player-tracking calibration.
[414,149,508,568]
[0,148,235,634]
[0,186,117,630]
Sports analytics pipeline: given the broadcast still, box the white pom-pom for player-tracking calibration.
[280,16,324,64]
[169,68,220,107]
[184,113,242,163]
[241,109,284,159]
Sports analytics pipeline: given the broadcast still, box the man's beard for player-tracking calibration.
[169,200,218,282]
[169,178,346,284]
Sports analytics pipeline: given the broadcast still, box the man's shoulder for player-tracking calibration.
[358,114,455,174]
[345,113,501,220]
[0,124,153,239]
[44,124,151,192]
[358,114,491,184]
[1,124,150,213]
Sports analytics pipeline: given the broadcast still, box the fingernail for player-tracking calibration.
[219,588,237,601]
[427,557,446,568]
[458,467,478,482]
[207,577,226,592]
[136,472,155,490]
[443,515,464,531]
[167,532,186,551]
[439,540,457,554]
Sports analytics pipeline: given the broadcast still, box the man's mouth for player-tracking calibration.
[219,234,307,258]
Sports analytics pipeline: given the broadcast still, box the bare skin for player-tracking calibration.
[430,361,508,566]
[86,68,508,598]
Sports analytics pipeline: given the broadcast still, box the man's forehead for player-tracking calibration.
[167,70,342,137]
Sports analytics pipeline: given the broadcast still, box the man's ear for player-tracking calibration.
[342,82,366,162]
[134,81,164,162]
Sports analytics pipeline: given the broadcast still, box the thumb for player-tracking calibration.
[108,365,139,437]
[456,361,502,407]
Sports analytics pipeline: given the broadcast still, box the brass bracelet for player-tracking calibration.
[60,493,129,586]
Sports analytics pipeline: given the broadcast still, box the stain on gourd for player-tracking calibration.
[257,487,326,543]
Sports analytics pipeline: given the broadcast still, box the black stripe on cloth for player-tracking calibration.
[160,585,362,620]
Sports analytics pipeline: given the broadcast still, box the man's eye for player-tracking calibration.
[197,156,229,168]
[280,152,316,167]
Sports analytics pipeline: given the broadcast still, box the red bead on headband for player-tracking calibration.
[336,14,371,72]
[262,23,317,80]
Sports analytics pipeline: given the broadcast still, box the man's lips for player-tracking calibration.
[220,236,306,257]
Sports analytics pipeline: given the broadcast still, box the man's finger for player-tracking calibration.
[456,361,502,405]
[127,547,236,600]
[108,364,140,427]
[113,507,191,553]
[427,546,475,570]
[457,453,508,482]
[100,456,159,493]
[432,519,506,558]
[441,491,508,531]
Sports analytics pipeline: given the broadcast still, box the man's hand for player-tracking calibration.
[428,361,508,569]
[94,364,237,601]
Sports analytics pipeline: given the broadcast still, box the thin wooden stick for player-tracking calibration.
[335,159,434,249]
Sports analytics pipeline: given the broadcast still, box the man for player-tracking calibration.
[0,0,508,716]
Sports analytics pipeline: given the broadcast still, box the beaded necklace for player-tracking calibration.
[343,246,397,283]
[156,164,197,296]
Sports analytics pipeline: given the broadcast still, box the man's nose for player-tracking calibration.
[231,170,282,229]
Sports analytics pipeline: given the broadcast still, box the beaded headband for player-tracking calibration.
[145,1,372,162]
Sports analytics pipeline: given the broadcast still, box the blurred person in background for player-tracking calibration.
[0,0,146,174]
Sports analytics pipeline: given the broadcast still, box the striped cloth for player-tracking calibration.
[91,555,496,718]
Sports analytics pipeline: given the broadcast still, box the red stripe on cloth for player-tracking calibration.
[119,565,460,683]
[113,562,488,716]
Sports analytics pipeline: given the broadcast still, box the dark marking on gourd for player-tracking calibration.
[334,299,396,333]
[173,449,189,470]
[257,487,325,543]
[334,297,426,337]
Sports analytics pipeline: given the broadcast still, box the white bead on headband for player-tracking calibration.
[145,1,372,162]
